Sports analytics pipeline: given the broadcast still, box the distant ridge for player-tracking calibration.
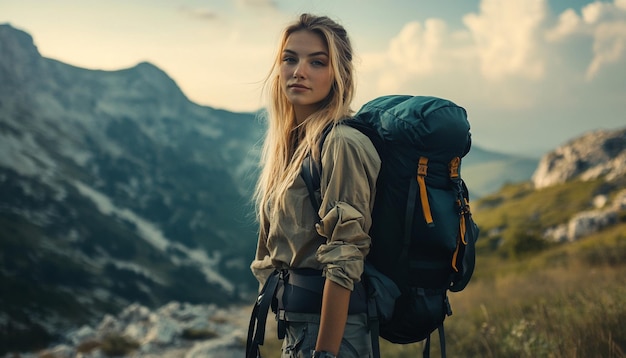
[463,146,539,198]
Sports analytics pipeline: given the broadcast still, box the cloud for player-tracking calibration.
[357,0,551,110]
[179,6,219,21]
[366,0,551,86]
[463,0,546,81]
[359,0,626,104]
[545,0,626,80]
[545,9,581,41]
[587,20,626,79]
[584,1,626,79]
[357,18,474,95]
[388,19,448,75]
[235,0,278,10]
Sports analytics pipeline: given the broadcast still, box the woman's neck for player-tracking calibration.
[294,104,319,125]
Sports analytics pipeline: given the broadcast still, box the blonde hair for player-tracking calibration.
[255,13,355,221]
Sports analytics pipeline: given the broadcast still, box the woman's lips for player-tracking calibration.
[289,83,309,90]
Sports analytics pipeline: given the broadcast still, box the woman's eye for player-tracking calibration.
[311,60,326,67]
[282,57,297,64]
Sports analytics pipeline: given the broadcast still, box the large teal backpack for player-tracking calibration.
[301,95,479,357]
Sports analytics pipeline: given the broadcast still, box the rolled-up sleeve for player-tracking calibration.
[315,126,381,291]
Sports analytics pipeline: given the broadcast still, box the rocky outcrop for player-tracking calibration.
[532,128,626,189]
[543,189,626,242]
[534,127,626,242]
[10,302,250,358]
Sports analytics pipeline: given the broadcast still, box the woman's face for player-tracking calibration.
[280,30,333,122]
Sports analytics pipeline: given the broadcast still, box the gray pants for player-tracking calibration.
[280,312,373,358]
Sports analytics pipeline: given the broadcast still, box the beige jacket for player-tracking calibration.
[250,125,381,291]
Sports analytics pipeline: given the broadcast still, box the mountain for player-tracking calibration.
[462,146,538,199]
[0,24,264,353]
[0,23,539,354]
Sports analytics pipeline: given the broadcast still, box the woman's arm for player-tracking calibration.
[313,126,382,355]
[315,279,351,355]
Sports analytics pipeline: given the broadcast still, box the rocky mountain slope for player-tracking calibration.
[1,23,264,353]
[532,128,626,189]
[17,302,251,358]
[531,127,626,243]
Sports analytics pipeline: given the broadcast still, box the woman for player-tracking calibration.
[251,13,380,358]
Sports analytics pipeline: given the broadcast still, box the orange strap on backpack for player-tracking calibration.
[416,156,433,225]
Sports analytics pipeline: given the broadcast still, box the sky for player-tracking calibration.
[1,0,625,155]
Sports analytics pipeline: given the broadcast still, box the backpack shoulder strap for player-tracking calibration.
[300,119,383,212]
[300,121,336,214]
[301,155,322,216]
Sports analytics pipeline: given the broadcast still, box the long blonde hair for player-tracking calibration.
[255,13,355,221]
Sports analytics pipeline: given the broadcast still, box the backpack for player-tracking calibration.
[300,95,480,357]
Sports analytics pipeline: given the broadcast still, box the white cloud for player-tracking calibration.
[235,0,278,10]
[358,0,551,111]
[584,1,626,79]
[463,0,546,81]
[544,0,626,80]
[388,19,448,75]
[580,1,626,24]
[583,2,606,24]
[546,9,581,41]
[179,6,219,21]
[356,17,475,96]
[587,20,626,79]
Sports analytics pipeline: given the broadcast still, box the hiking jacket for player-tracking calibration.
[251,125,381,291]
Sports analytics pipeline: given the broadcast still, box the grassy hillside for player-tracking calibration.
[439,222,626,357]
[258,177,626,357]
[472,177,625,259]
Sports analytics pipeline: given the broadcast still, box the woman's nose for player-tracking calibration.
[293,64,304,78]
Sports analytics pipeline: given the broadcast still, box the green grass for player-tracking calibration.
[440,224,626,357]
[475,179,604,230]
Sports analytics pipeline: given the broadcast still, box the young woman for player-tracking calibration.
[250,13,381,358]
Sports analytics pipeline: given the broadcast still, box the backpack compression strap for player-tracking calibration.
[417,157,435,227]
[449,157,471,273]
